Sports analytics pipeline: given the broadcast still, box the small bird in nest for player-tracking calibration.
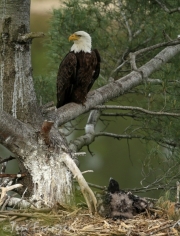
[97,178,148,220]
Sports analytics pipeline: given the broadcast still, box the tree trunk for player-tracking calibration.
[0,0,74,207]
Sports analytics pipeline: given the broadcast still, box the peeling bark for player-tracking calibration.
[0,0,74,208]
[0,0,40,123]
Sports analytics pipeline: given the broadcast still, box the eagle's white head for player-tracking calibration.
[69,31,92,53]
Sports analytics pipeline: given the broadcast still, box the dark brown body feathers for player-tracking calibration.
[56,49,100,108]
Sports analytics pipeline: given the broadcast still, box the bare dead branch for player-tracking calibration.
[0,156,15,164]
[130,39,180,70]
[69,110,101,152]
[95,132,178,148]
[0,184,23,206]
[18,32,45,42]
[62,152,97,214]
[87,182,106,190]
[94,105,180,117]
[0,173,26,178]
[81,170,93,175]
[135,39,180,56]
[95,132,141,140]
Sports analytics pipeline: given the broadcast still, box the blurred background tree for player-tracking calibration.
[14,0,180,198]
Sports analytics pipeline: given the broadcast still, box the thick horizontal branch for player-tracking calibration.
[0,111,36,152]
[94,105,180,117]
[50,45,180,127]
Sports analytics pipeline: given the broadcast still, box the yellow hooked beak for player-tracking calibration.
[69,34,80,41]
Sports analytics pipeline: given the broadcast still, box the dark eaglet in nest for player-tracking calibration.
[97,178,149,220]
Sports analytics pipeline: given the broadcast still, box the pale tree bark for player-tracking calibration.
[0,0,74,207]
[0,0,180,212]
[0,0,40,123]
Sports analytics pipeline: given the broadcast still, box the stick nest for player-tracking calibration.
[0,206,179,236]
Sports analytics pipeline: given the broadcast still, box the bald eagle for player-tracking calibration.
[56,31,101,108]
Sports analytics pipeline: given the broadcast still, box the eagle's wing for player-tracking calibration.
[56,52,77,108]
[87,49,101,92]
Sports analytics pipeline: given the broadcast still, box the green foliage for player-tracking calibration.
[35,0,180,105]
[34,75,56,104]
[46,0,180,83]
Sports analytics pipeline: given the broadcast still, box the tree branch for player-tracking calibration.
[0,156,15,164]
[94,105,180,117]
[95,132,178,147]
[50,44,180,127]
[0,184,23,206]
[155,0,180,14]
[130,39,180,70]
[62,152,97,214]
[17,32,45,42]
[0,111,36,154]
[69,110,101,152]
